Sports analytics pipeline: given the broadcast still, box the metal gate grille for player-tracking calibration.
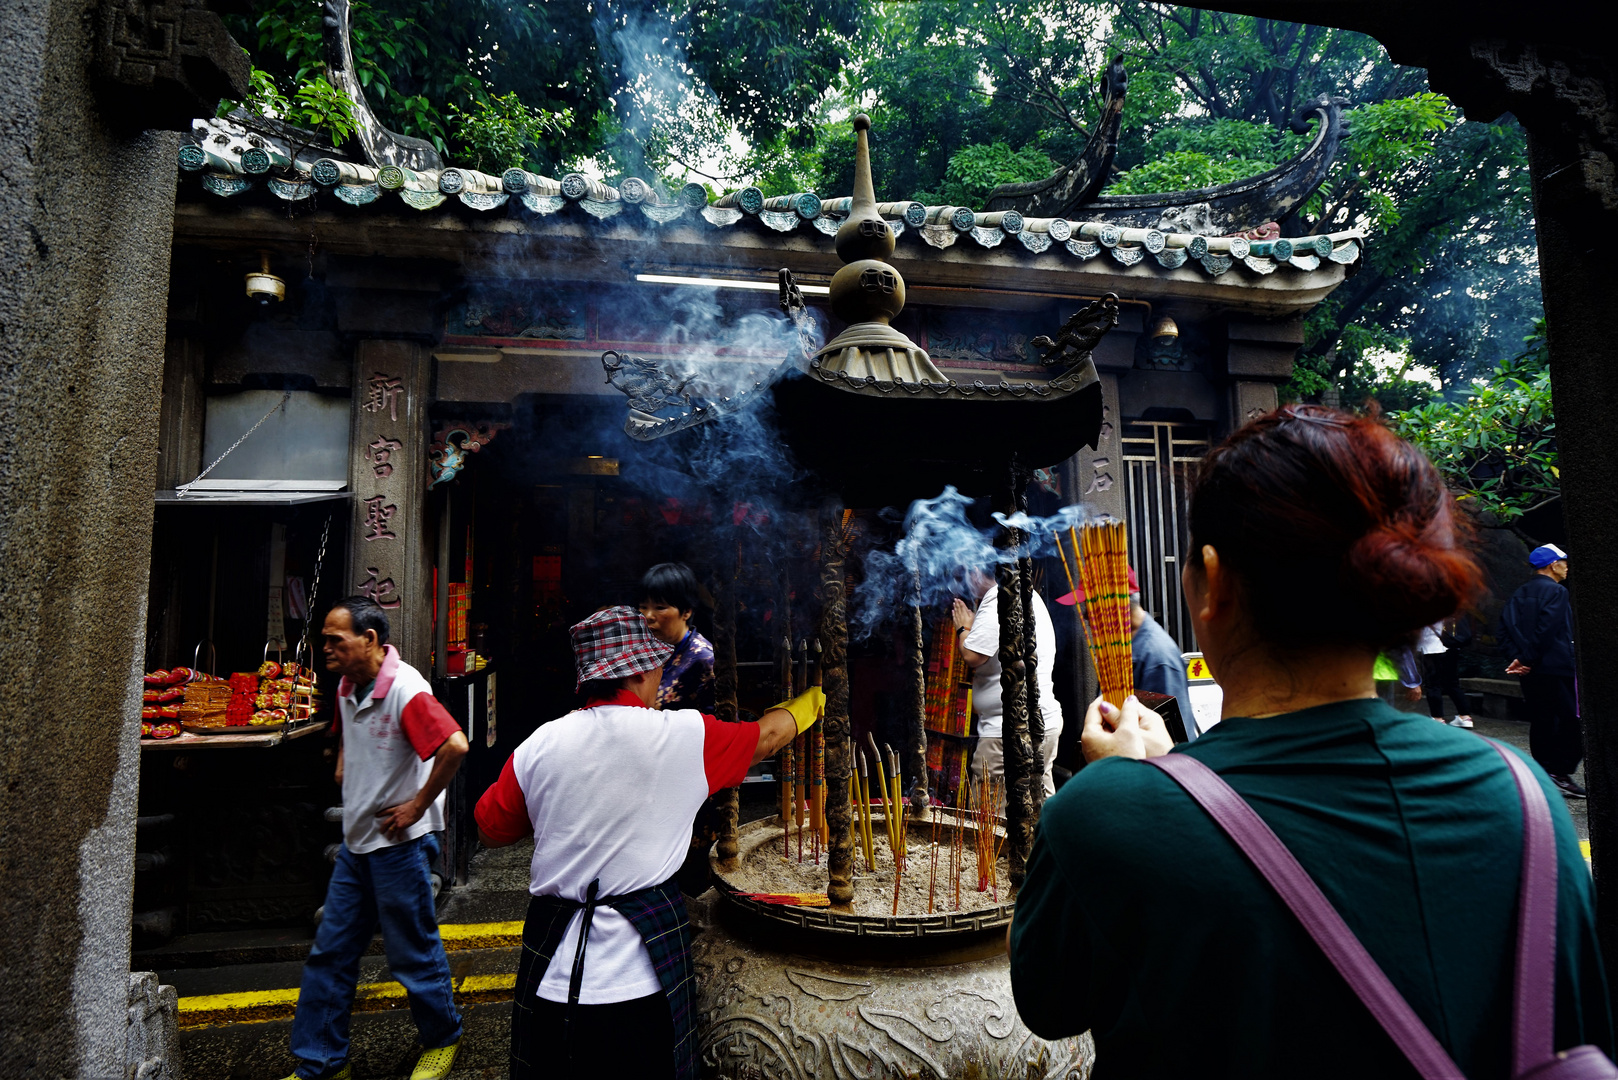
[1121,420,1210,652]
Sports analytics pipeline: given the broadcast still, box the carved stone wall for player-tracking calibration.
[125,973,180,1080]
[0,1,192,1073]
[93,0,250,131]
[348,340,433,668]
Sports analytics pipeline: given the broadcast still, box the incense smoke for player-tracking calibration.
[849,487,1097,640]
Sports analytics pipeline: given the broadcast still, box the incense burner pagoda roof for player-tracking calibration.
[177,115,1365,283]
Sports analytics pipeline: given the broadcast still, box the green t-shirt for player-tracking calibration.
[1009,698,1611,1079]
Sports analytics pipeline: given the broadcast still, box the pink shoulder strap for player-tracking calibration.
[1146,739,1556,1079]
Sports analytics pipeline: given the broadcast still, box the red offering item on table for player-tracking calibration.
[148,722,182,739]
[259,661,282,679]
[141,720,153,737]
[141,706,160,720]
[229,672,260,693]
[144,670,170,686]
[158,706,180,719]
[283,662,301,679]
[166,666,194,684]
[143,687,183,703]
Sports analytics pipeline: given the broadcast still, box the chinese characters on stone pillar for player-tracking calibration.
[351,341,430,662]
[362,372,404,423]
[357,567,401,609]
[362,495,397,541]
[367,436,403,478]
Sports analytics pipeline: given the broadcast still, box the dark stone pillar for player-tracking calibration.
[907,576,931,816]
[997,468,1039,889]
[0,0,244,1071]
[819,502,855,907]
[1529,133,1618,971]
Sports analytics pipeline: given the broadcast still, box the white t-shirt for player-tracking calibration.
[337,646,461,855]
[962,586,1063,740]
[1418,623,1447,655]
[474,692,755,1003]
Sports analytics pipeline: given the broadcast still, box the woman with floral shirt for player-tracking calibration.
[639,563,715,712]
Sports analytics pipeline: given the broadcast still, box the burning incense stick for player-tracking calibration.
[812,722,826,861]
[1052,529,1078,600]
[1074,521,1135,708]
[795,731,807,862]
[781,737,794,859]
[927,813,940,913]
[861,750,876,870]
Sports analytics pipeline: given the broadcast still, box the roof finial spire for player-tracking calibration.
[813,116,944,384]
[835,115,894,264]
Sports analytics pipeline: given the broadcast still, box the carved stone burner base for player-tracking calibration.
[693,911,1094,1079]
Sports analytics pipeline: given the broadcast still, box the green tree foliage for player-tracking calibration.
[923,143,1057,206]
[226,68,356,145]
[449,93,573,175]
[1389,323,1557,524]
[1105,150,1277,195]
[218,1,1538,413]
[226,0,861,183]
[792,3,1537,408]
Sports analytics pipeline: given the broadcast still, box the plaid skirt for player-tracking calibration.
[510,877,696,1080]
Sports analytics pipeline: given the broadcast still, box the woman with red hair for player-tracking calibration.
[1009,406,1611,1078]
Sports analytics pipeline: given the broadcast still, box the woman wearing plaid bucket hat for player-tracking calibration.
[474,605,817,1080]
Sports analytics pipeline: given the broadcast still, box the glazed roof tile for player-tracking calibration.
[180,116,1365,280]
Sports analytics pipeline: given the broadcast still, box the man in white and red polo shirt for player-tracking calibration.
[282,597,469,1080]
[476,605,816,1080]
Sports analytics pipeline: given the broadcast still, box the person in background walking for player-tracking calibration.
[1419,617,1475,728]
[1501,543,1584,798]
[282,597,469,1080]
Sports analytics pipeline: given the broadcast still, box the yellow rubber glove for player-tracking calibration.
[770,686,826,734]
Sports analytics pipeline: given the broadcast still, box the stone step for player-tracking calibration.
[181,997,514,1080]
[174,923,523,1079]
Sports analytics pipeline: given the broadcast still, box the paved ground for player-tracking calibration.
[1463,714,1588,843]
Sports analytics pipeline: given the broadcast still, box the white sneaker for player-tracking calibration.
[1447,716,1474,729]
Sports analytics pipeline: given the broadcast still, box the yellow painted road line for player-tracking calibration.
[177,924,523,1029]
[439,920,523,950]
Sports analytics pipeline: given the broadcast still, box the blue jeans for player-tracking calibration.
[290,834,462,1078]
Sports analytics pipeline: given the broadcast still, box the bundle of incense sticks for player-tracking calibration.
[1066,521,1135,708]
[855,750,876,871]
[972,776,1006,899]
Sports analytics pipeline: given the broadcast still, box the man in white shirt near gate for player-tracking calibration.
[475,605,807,1080]
[282,597,469,1080]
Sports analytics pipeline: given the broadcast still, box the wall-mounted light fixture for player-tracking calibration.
[635,272,829,295]
[1150,315,1180,340]
[245,251,286,305]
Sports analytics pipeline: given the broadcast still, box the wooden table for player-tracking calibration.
[139,721,326,750]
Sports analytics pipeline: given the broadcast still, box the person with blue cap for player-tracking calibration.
[1500,543,1584,797]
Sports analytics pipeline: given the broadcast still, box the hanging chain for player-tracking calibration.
[295,514,332,671]
[176,391,291,496]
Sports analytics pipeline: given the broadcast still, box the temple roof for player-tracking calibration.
[178,115,1365,284]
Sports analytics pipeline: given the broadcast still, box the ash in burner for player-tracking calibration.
[719,813,1009,918]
